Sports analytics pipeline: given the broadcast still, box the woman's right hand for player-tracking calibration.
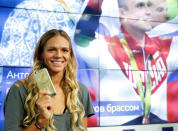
[35,90,53,127]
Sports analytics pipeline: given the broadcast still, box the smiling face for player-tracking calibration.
[119,0,152,32]
[149,0,169,28]
[41,35,71,75]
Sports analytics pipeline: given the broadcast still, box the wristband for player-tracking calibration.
[34,116,45,130]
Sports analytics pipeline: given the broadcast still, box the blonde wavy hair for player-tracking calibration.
[23,29,85,131]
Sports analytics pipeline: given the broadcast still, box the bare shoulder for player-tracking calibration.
[14,79,27,89]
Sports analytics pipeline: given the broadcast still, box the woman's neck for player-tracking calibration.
[50,71,64,88]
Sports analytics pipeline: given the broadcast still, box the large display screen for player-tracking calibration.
[0,0,178,130]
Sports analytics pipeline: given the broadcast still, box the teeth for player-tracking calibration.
[53,61,62,64]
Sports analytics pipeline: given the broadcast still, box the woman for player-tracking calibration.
[4,29,95,131]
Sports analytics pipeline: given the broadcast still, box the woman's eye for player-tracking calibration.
[156,7,164,12]
[62,49,69,53]
[137,2,145,8]
[147,2,152,7]
[48,48,55,52]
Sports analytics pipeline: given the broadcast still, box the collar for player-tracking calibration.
[120,26,158,56]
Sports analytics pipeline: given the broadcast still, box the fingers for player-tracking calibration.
[38,90,50,98]
[36,91,53,120]
[36,91,51,110]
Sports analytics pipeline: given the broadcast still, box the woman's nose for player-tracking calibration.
[54,50,62,58]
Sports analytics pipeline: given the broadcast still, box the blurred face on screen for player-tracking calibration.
[119,0,152,32]
[149,0,169,28]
